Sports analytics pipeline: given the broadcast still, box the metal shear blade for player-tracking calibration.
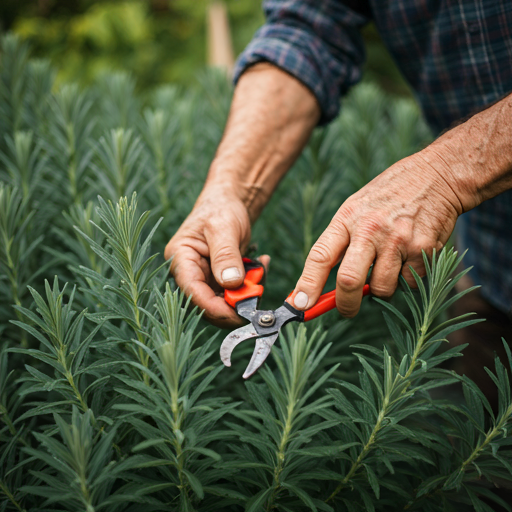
[219,323,259,367]
[242,333,279,379]
[220,304,298,377]
[221,257,371,379]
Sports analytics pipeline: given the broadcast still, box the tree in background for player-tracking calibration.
[1,0,263,88]
[1,0,410,94]
[207,1,235,76]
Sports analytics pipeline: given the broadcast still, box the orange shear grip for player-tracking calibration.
[303,284,371,322]
[224,262,265,308]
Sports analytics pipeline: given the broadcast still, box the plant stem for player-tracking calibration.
[56,344,88,413]
[3,235,28,347]
[115,234,151,382]
[0,480,26,512]
[0,404,29,447]
[266,405,294,511]
[459,403,512,474]
[125,256,150,384]
[66,370,88,413]
[327,319,432,503]
[170,376,189,503]
[404,402,512,509]
[265,354,303,512]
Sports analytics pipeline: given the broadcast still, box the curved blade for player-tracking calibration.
[242,333,279,380]
[220,324,259,367]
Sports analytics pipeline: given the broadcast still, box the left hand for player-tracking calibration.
[287,149,464,317]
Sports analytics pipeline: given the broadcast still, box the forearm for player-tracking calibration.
[200,63,320,222]
[422,93,512,212]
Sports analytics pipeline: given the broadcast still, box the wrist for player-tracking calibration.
[202,160,271,222]
[424,95,512,211]
[411,146,466,214]
[423,143,476,212]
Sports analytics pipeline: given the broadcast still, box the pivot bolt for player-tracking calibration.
[258,313,275,327]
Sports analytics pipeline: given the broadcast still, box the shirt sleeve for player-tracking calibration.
[233,0,371,125]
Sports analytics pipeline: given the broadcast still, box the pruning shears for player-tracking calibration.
[220,258,371,379]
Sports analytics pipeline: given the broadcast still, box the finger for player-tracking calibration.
[186,280,244,328]
[171,247,242,327]
[204,226,245,289]
[369,248,403,298]
[336,240,376,317]
[401,253,427,288]
[257,254,271,275]
[289,221,350,310]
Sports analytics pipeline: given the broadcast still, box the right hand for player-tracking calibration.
[165,188,261,328]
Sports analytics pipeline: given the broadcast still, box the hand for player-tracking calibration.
[288,150,464,317]
[165,187,269,328]
[165,64,318,327]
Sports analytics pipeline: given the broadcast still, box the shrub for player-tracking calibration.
[0,34,511,512]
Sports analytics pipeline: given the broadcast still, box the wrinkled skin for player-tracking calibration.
[165,63,512,327]
[165,188,270,328]
[289,152,462,317]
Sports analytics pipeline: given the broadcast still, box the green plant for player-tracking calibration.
[0,34,511,512]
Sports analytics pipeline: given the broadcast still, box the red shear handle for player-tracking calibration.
[303,284,371,322]
[224,259,265,308]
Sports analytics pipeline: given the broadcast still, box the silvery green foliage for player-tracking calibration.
[0,33,511,512]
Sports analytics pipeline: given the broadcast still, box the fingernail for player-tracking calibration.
[222,267,241,283]
[293,291,309,309]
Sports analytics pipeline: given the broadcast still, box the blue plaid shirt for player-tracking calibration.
[234,0,512,314]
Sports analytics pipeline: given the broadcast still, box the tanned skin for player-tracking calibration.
[165,63,512,327]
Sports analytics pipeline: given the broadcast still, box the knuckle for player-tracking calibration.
[403,250,427,271]
[390,231,408,249]
[204,218,220,235]
[299,272,318,289]
[410,264,427,278]
[336,202,356,222]
[410,236,439,256]
[328,216,349,237]
[337,304,359,318]
[409,242,429,257]
[337,272,362,293]
[401,265,421,286]
[359,216,383,237]
[370,282,396,298]
[308,240,336,266]
[165,238,180,260]
[212,246,238,265]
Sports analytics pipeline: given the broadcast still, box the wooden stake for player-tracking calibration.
[207,1,235,77]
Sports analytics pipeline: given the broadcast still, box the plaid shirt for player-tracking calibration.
[234,0,512,314]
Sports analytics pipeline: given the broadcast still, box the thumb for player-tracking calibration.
[206,228,245,289]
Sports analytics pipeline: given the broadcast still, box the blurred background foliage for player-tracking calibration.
[0,0,411,94]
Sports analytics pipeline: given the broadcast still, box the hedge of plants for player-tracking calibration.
[1,34,512,512]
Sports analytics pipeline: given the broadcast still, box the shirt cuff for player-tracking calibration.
[234,37,343,125]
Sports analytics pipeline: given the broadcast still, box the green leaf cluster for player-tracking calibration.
[0,34,511,512]
[10,0,265,88]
